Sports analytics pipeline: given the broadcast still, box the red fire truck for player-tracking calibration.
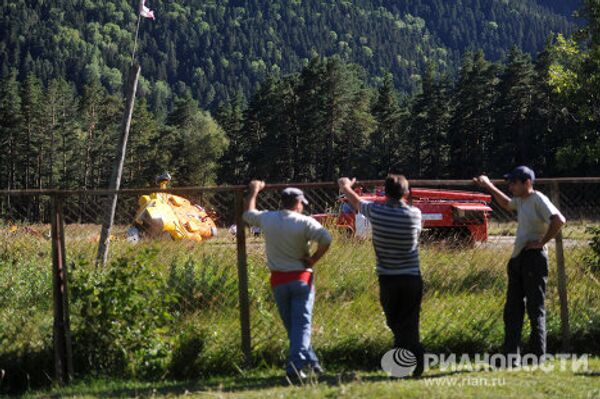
[312,187,493,242]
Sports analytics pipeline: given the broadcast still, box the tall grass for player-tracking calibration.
[1,223,599,393]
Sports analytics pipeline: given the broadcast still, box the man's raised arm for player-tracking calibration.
[244,180,266,212]
[337,177,361,211]
[473,175,512,212]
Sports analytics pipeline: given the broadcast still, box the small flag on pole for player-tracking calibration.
[139,0,155,20]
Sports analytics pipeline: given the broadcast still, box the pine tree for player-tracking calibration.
[92,91,122,189]
[369,73,403,177]
[0,70,21,193]
[525,38,565,175]
[20,73,44,195]
[46,78,81,190]
[492,47,536,173]
[250,76,302,182]
[337,69,375,177]
[80,78,106,190]
[410,63,452,178]
[275,76,302,182]
[295,57,328,181]
[239,77,279,181]
[125,98,163,187]
[448,51,499,178]
[320,57,358,180]
[215,95,245,184]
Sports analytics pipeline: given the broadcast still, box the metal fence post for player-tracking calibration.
[234,190,252,365]
[51,195,74,384]
[551,181,571,351]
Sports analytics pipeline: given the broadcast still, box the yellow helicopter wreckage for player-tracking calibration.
[127,172,218,243]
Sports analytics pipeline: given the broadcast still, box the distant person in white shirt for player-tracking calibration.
[474,166,565,365]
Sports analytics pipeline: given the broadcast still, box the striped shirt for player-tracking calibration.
[359,200,422,276]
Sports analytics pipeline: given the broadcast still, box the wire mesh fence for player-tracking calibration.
[1,178,599,391]
[248,179,600,366]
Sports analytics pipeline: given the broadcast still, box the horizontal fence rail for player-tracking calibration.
[2,177,599,196]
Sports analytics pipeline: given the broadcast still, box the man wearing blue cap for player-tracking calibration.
[474,167,566,365]
[243,180,332,380]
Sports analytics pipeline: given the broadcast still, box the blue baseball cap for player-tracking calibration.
[504,166,535,182]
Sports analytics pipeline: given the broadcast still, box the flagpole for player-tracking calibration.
[131,13,142,65]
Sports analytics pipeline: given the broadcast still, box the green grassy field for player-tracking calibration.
[488,219,595,240]
[1,223,599,395]
[21,357,600,398]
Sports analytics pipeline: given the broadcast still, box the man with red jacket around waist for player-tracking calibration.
[243,180,332,380]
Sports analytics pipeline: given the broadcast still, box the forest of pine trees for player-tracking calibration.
[216,40,598,185]
[0,74,227,193]
[0,1,598,198]
[0,0,579,110]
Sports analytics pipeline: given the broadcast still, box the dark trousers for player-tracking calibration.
[379,274,424,372]
[503,249,549,358]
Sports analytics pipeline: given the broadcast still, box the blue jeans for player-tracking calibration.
[272,279,320,374]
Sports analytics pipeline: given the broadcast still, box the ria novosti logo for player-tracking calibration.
[381,349,589,377]
[381,348,417,377]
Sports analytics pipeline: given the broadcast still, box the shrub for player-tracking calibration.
[584,226,600,276]
[70,248,178,379]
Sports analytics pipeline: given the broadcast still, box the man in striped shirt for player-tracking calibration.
[338,175,424,377]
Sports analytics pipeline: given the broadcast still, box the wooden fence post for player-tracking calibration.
[551,181,571,352]
[51,195,73,384]
[234,190,252,365]
[96,64,141,267]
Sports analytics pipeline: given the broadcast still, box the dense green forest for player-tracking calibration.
[0,0,579,110]
[216,33,599,183]
[0,0,598,196]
